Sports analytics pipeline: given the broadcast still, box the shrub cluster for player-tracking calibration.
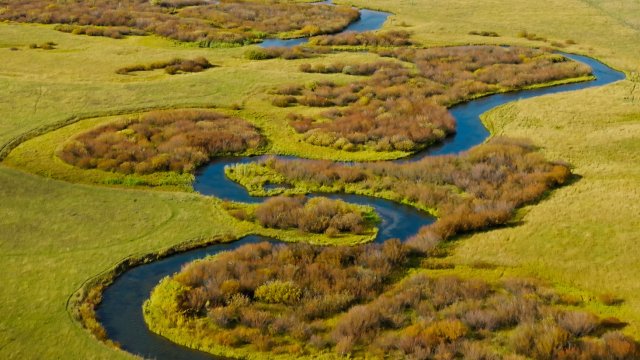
[168,239,410,317]
[0,0,359,45]
[58,109,263,174]
[229,195,370,235]
[244,45,329,60]
[115,57,213,75]
[468,30,500,37]
[227,138,572,252]
[54,24,146,39]
[298,61,390,76]
[518,29,548,42]
[146,240,640,358]
[309,30,414,47]
[275,46,591,152]
[28,42,57,50]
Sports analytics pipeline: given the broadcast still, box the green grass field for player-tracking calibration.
[1,0,640,358]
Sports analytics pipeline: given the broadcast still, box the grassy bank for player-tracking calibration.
[451,80,640,336]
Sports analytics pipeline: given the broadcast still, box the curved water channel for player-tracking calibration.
[96,4,625,359]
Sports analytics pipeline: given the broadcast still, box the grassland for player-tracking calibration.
[1,0,640,358]
[451,80,640,335]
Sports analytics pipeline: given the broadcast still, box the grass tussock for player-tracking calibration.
[58,109,264,175]
[145,239,640,359]
[115,57,214,75]
[0,0,359,45]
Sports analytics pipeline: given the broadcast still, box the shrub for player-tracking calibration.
[116,57,213,75]
[469,30,500,37]
[247,196,370,235]
[271,96,297,108]
[599,293,624,306]
[557,311,599,337]
[310,30,414,47]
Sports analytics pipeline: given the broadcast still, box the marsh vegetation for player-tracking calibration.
[0,0,359,45]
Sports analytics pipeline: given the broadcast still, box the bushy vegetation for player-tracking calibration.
[226,195,373,235]
[54,24,146,39]
[468,30,500,37]
[145,239,640,358]
[299,61,390,76]
[309,30,414,47]
[115,57,213,75]
[58,109,263,175]
[27,41,57,50]
[0,0,359,45]
[244,45,329,60]
[226,138,572,252]
[274,46,592,152]
[518,29,548,42]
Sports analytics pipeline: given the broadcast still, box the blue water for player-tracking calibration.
[96,5,625,360]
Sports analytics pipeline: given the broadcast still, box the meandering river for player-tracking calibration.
[96,3,625,359]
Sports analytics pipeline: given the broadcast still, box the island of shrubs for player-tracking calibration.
[58,109,263,174]
[0,0,359,46]
[145,239,639,359]
[271,46,592,152]
[226,137,572,252]
[225,195,375,237]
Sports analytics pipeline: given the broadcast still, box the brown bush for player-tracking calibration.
[557,311,599,337]
[299,61,392,76]
[248,195,369,235]
[599,293,625,306]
